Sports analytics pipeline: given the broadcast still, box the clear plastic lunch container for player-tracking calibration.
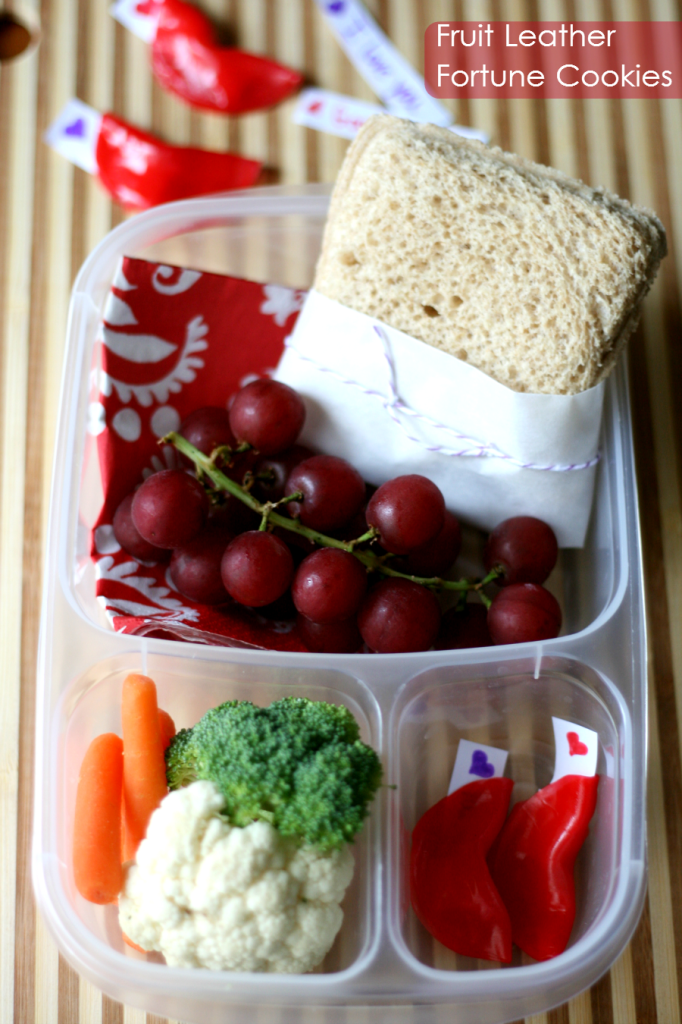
[33,186,647,1024]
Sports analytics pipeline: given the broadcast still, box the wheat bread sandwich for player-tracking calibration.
[314,115,666,396]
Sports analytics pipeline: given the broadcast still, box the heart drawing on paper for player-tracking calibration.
[327,2,345,13]
[307,100,323,114]
[135,0,157,14]
[469,749,495,778]
[64,118,85,138]
[567,731,588,756]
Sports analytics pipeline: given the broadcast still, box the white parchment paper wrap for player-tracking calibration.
[274,291,605,547]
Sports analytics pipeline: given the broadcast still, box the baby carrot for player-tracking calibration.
[120,791,126,864]
[119,696,177,880]
[122,673,168,860]
[73,732,124,904]
[157,707,176,751]
[121,706,174,861]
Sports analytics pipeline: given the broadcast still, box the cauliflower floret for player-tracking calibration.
[119,780,355,973]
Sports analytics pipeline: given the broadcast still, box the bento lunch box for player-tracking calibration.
[32,185,647,1024]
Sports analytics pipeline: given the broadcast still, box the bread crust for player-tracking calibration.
[315,115,666,395]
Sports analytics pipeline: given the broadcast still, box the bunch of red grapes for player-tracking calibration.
[112,379,562,654]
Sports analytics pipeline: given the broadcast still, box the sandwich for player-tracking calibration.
[314,115,666,396]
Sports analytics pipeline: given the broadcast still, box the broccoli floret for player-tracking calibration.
[164,727,197,790]
[164,697,382,850]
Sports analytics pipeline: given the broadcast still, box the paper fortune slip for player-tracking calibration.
[313,0,452,127]
[293,88,489,144]
[274,291,605,547]
[550,717,599,783]
[110,0,158,43]
[44,98,102,175]
[448,739,509,794]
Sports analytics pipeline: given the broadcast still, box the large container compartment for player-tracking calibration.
[33,187,648,1024]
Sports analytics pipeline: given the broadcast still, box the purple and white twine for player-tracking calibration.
[284,325,600,472]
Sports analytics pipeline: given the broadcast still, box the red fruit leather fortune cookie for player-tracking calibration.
[151,0,303,115]
[410,778,513,963]
[488,774,599,961]
[96,113,261,211]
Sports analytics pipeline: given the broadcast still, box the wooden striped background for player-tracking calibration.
[1,0,681,1021]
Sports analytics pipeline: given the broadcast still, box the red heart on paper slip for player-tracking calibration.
[307,101,323,113]
[135,0,157,14]
[567,732,588,756]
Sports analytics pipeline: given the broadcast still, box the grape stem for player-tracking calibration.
[472,567,503,590]
[348,526,379,549]
[165,432,497,595]
[258,491,304,531]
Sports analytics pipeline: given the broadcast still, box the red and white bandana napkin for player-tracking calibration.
[87,256,310,650]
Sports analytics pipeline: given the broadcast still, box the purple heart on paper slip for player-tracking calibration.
[64,118,86,138]
[469,749,494,779]
[327,2,345,12]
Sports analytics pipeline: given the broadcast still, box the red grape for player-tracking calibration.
[286,455,366,532]
[208,496,260,535]
[366,475,445,555]
[358,578,441,653]
[178,405,257,487]
[180,405,256,486]
[180,406,235,455]
[272,523,316,560]
[113,493,169,562]
[487,583,562,645]
[435,603,492,650]
[220,530,294,607]
[229,379,306,456]
[297,614,363,654]
[252,444,315,503]
[291,548,367,624]
[170,525,233,604]
[225,448,260,486]
[406,510,462,577]
[332,507,369,543]
[131,470,209,549]
[485,516,558,586]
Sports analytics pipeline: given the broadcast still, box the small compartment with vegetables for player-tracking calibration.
[390,660,622,972]
[61,654,381,975]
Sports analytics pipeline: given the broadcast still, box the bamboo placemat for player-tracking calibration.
[1,0,681,1021]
